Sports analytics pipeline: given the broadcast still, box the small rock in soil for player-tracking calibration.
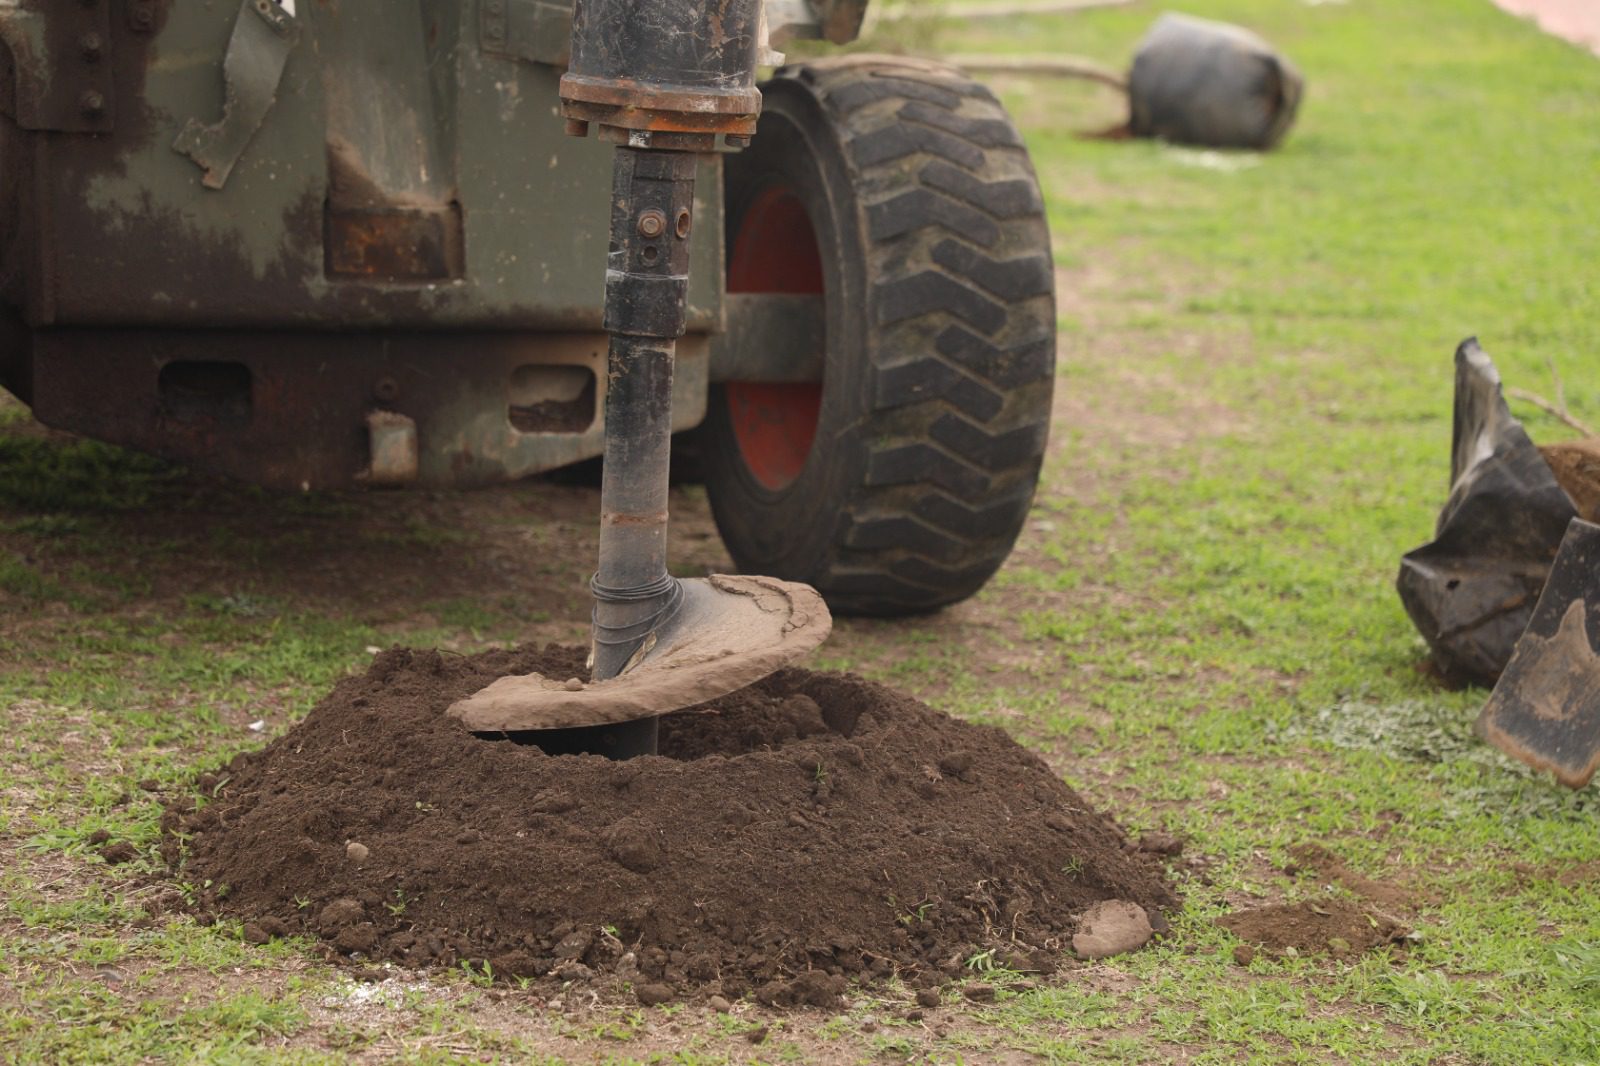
[1232,944,1256,967]
[707,994,732,1013]
[964,983,996,1002]
[1071,900,1153,959]
[915,987,942,1009]
[345,841,370,864]
[636,982,673,1006]
[242,922,271,945]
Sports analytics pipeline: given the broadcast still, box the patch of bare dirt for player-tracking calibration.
[1218,899,1410,961]
[1285,842,1433,913]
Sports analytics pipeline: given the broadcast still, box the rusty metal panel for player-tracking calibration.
[326,206,464,280]
[31,0,723,331]
[34,0,329,328]
[0,0,115,133]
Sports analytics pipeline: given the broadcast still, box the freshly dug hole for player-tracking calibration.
[163,644,1176,1003]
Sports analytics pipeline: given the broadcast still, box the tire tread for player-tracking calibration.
[712,59,1056,615]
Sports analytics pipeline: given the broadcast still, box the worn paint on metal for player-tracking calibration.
[171,0,300,189]
[0,0,858,489]
[0,0,116,132]
[25,0,724,330]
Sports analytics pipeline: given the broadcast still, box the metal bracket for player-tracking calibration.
[0,0,115,133]
[173,0,300,190]
[479,0,573,67]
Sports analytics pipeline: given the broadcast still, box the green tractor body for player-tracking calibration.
[0,0,1056,614]
[0,0,766,488]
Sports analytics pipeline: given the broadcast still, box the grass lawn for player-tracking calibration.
[4,0,1600,1061]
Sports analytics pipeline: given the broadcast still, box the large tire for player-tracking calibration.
[701,56,1056,615]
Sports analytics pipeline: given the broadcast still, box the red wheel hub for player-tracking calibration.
[725,185,823,492]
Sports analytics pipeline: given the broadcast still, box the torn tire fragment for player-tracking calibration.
[1397,338,1577,686]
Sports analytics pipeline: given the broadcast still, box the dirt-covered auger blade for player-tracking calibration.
[1478,517,1600,789]
[454,0,830,758]
[450,574,830,733]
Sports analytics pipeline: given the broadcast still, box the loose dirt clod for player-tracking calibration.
[1136,831,1184,857]
[1217,899,1409,958]
[99,842,137,865]
[162,644,1175,1000]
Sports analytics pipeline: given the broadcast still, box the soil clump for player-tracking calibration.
[1218,899,1409,959]
[163,644,1175,1001]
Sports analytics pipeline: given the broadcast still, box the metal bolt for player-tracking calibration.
[79,91,105,119]
[637,210,666,239]
[80,32,105,62]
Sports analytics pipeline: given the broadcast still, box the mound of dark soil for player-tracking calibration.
[163,645,1175,1003]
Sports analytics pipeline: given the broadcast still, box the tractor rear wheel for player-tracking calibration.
[701,57,1056,615]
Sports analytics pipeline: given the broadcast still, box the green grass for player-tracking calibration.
[6,0,1600,1061]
